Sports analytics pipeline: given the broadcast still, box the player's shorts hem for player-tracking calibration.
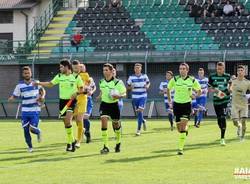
[100,115,110,118]
[22,123,29,128]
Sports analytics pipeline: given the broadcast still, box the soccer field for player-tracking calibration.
[0,119,249,184]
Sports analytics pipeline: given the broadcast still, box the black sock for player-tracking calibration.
[218,117,226,139]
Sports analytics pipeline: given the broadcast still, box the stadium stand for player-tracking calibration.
[183,0,250,49]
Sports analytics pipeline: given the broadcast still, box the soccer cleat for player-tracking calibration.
[75,142,81,149]
[220,139,226,146]
[240,137,245,142]
[177,150,183,155]
[195,124,200,128]
[66,144,72,152]
[85,132,91,143]
[28,148,33,153]
[170,126,174,131]
[71,140,77,152]
[37,132,42,143]
[115,143,121,153]
[142,120,147,131]
[135,130,141,136]
[100,146,109,154]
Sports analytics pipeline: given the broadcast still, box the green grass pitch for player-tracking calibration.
[0,119,249,184]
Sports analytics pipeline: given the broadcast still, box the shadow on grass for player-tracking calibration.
[105,153,177,164]
[0,143,66,155]
[0,153,56,162]
[24,152,100,164]
[104,137,241,164]
[152,137,240,154]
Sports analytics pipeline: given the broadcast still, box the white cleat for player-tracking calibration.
[220,139,226,146]
[28,148,33,153]
[135,130,141,136]
[75,142,81,148]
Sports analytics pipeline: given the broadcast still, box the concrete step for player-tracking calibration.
[48,23,68,28]
[57,10,77,15]
[37,42,58,47]
[53,17,73,21]
[32,50,51,54]
[40,36,62,41]
[45,30,65,34]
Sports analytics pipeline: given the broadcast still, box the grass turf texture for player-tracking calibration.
[0,119,249,184]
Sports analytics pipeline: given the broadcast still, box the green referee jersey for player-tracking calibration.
[51,73,83,100]
[208,72,231,105]
[99,77,126,103]
[168,75,201,103]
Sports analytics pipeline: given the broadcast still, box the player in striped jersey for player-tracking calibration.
[159,71,174,131]
[8,66,45,153]
[194,68,208,128]
[127,63,150,136]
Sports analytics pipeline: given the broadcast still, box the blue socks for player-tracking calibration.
[137,112,143,130]
[84,119,90,133]
[168,113,174,127]
[198,111,203,123]
[23,126,32,148]
[30,127,40,135]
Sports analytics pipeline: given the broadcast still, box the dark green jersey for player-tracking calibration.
[208,73,231,105]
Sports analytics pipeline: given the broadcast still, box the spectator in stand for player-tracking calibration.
[71,31,84,52]
[190,2,203,18]
[203,0,216,18]
[235,3,245,16]
[223,0,234,16]
[109,0,122,9]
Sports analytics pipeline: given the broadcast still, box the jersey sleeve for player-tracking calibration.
[167,78,175,90]
[51,74,60,85]
[117,80,126,95]
[76,76,84,88]
[12,84,21,97]
[208,75,214,88]
[145,74,150,84]
[159,82,164,91]
[127,76,132,86]
[193,79,201,91]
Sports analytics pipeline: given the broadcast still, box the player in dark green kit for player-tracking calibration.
[208,62,231,146]
[167,63,201,155]
[98,63,126,154]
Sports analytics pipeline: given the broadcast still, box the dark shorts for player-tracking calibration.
[214,103,228,118]
[99,102,120,120]
[59,99,77,117]
[173,102,192,123]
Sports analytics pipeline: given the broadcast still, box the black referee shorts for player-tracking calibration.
[99,102,120,120]
[173,102,192,123]
[59,99,77,117]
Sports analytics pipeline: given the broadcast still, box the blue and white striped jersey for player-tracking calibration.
[196,77,208,97]
[159,80,174,103]
[127,74,150,99]
[12,80,41,113]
